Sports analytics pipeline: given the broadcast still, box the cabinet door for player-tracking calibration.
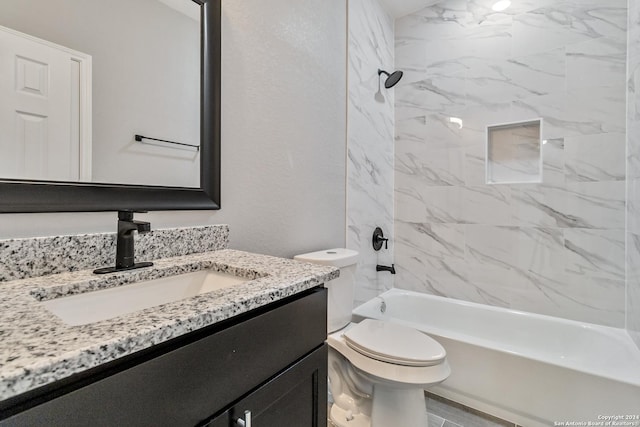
[206,344,327,427]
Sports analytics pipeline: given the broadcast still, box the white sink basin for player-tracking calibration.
[41,270,249,326]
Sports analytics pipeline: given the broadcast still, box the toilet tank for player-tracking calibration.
[293,248,359,333]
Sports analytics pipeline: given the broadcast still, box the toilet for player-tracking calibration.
[294,249,450,427]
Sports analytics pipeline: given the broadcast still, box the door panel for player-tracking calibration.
[15,111,47,177]
[15,55,48,97]
[0,25,88,181]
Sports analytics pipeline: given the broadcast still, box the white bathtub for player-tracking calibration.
[352,289,640,427]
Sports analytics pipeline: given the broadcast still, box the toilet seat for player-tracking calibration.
[327,323,451,387]
[343,319,446,367]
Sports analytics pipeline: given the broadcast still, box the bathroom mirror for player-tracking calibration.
[0,0,220,212]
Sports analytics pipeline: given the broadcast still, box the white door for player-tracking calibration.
[0,25,91,182]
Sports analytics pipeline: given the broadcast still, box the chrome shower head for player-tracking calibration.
[378,69,403,88]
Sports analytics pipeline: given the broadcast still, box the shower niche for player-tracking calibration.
[486,119,542,184]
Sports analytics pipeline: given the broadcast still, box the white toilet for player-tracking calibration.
[294,249,450,427]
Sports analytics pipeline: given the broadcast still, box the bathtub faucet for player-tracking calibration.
[376,264,396,274]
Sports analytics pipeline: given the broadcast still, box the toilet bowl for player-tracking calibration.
[294,249,450,427]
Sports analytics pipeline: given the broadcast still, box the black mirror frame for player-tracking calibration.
[0,0,221,213]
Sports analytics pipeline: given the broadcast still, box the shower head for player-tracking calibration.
[378,69,403,88]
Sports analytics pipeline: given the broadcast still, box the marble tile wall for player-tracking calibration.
[347,0,396,306]
[628,0,640,348]
[394,0,627,327]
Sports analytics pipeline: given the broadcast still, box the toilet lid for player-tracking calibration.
[343,319,446,367]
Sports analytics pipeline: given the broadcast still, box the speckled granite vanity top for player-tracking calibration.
[0,249,338,401]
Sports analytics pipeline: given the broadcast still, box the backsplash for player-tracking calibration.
[0,225,229,282]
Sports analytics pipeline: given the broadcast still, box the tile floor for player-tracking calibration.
[425,393,521,427]
[328,392,521,427]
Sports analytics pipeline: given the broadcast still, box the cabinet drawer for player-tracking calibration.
[2,287,327,426]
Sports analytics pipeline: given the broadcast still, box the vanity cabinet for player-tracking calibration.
[0,287,327,427]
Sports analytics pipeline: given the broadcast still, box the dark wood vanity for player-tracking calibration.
[0,287,327,426]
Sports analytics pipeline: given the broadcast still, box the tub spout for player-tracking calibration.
[376,264,396,274]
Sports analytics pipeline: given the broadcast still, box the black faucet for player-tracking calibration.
[376,264,396,274]
[94,211,154,274]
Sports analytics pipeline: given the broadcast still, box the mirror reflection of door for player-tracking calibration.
[0,25,91,182]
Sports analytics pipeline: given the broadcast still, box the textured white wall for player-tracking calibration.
[215,0,347,257]
[0,0,348,260]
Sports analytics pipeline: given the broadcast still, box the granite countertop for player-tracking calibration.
[0,249,338,402]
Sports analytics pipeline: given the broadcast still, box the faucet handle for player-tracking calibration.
[372,227,389,251]
[133,220,151,233]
